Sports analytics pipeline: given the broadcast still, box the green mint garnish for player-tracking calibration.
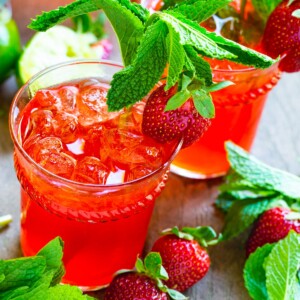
[28,0,276,115]
[244,231,300,300]
[0,237,95,299]
[217,142,300,240]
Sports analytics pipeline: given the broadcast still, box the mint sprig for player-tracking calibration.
[217,142,300,240]
[244,231,300,300]
[0,237,94,299]
[29,0,276,115]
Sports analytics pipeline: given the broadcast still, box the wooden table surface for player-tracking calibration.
[1,1,300,299]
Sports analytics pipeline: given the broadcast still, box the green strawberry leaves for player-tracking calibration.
[244,231,300,300]
[134,252,187,300]
[163,226,221,247]
[218,142,300,240]
[0,215,12,229]
[29,0,276,113]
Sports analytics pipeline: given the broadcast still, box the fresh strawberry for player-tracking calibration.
[246,207,300,256]
[151,226,220,292]
[262,0,300,72]
[104,252,186,300]
[142,85,211,148]
[104,272,168,300]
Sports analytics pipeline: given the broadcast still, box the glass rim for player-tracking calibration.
[9,59,183,189]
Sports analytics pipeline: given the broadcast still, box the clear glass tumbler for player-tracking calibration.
[9,60,182,291]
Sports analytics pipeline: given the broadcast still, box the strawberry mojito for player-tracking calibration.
[10,61,181,290]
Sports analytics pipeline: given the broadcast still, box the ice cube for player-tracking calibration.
[52,112,79,144]
[29,109,53,137]
[77,85,120,127]
[34,90,61,110]
[58,86,78,112]
[125,165,154,182]
[31,137,63,162]
[39,151,76,179]
[72,156,109,184]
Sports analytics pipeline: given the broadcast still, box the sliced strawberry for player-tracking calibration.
[142,85,211,148]
[262,0,300,72]
[246,207,300,256]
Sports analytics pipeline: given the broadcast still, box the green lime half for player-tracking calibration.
[18,25,99,84]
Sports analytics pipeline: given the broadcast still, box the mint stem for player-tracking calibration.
[0,214,13,228]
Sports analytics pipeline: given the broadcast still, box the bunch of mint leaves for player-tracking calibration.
[244,231,300,300]
[0,237,94,300]
[28,0,276,119]
[217,141,300,240]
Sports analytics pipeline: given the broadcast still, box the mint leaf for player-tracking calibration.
[165,25,185,89]
[225,142,300,200]
[170,0,232,23]
[192,89,215,118]
[158,11,236,60]
[244,244,274,300]
[29,0,144,66]
[36,237,65,286]
[0,257,46,292]
[184,45,212,85]
[251,0,282,21]
[264,231,300,300]
[47,284,94,299]
[107,20,168,111]
[117,0,149,23]
[195,26,276,69]
[222,197,277,240]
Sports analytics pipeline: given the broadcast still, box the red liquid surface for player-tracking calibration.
[16,79,177,289]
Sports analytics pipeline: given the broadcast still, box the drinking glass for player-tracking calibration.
[9,60,182,291]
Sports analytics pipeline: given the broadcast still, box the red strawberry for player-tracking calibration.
[142,85,211,148]
[104,272,168,300]
[246,207,300,256]
[104,252,186,300]
[262,0,300,72]
[152,226,219,292]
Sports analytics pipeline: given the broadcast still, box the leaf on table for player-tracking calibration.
[225,142,300,200]
[36,237,65,286]
[244,243,274,300]
[0,257,46,292]
[46,284,95,299]
[264,231,300,300]
[222,197,277,240]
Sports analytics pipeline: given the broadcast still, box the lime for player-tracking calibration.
[0,5,22,83]
[18,25,100,84]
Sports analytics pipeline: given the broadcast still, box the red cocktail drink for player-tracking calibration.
[171,62,280,178]
[10,61,181,290]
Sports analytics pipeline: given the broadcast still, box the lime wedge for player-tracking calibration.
[18,25,99,84]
